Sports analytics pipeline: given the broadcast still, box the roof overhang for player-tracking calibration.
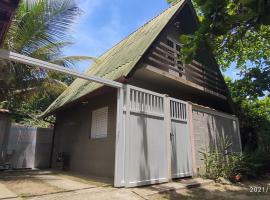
[42,77,127,118]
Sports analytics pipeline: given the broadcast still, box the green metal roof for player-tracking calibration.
[42,1,185,117]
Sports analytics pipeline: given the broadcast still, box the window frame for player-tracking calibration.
[90,106,109,139]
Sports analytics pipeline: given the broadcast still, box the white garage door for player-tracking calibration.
[124,86,169,187]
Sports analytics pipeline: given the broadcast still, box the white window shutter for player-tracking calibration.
[91,107,108,139]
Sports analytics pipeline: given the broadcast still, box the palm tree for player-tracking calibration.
[0,0,92,125]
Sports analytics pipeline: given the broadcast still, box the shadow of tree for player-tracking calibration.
[148,180,270,200]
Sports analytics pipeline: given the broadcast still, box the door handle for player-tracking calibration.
[170,132,174,140]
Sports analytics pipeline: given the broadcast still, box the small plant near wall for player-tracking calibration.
[199,136,249,183]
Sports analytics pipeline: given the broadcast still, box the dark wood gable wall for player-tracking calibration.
[128,3,233,113]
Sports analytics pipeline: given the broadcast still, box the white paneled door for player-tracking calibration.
[114,85,193,187]
[170,98,193,178]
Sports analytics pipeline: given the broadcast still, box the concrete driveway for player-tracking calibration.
[0,170,213,200]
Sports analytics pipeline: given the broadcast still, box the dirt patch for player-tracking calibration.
[150,179,270,200]
[51,171,113,187]
[0,170,111,198]
[0,177,64,197]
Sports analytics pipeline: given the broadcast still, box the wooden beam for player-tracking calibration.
[148,56,185,74]
[186,63,221,81]
[185,67,225,89]
[187,75,225,94]
[144,64,227,100]
[147,56,225,93]
[159,41,179,54]
[191,60,219,76]
[155,41,222,81]
[151,51,184,70]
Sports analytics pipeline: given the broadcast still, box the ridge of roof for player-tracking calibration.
[42,0,186,117]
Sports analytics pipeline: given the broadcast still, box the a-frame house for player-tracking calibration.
[42,0,242,187]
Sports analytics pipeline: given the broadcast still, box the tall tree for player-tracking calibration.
[167,0,270,152]
[168,0,270,98]
[226,77,270,152]
[0,0,92,126]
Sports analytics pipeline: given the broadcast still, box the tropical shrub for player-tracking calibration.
[199,136,249,181]
[0,0,94,127]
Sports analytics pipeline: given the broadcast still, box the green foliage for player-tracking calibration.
[168,0,270,63]
[168,0,270,96]
[1,0,81,97]
[200,146,270,181]
[199,136,249,181]
[167,0,270,160]
[0,0,91,127]
[244,151,270,177]
[198,136,269,181]
[226,77,270,152]
[3,79,65,127]
[224,76,270,175]
[216,25,270,71]
[10,103,55,128]
[225,67,270,100]
[225,153,249,180]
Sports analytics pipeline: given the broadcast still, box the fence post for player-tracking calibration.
[114,86,125,187]
[124,85,131,187]
[164,95,172,182]
[188,103,197,175]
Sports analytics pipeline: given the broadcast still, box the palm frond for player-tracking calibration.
[52,56,98,68]
[5,0,81,56]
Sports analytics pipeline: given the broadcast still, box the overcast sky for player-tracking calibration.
[65,0,237,78]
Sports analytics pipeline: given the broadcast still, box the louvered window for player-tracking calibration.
[91,107,108,139]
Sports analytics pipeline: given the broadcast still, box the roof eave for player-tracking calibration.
[40,76,128,119]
